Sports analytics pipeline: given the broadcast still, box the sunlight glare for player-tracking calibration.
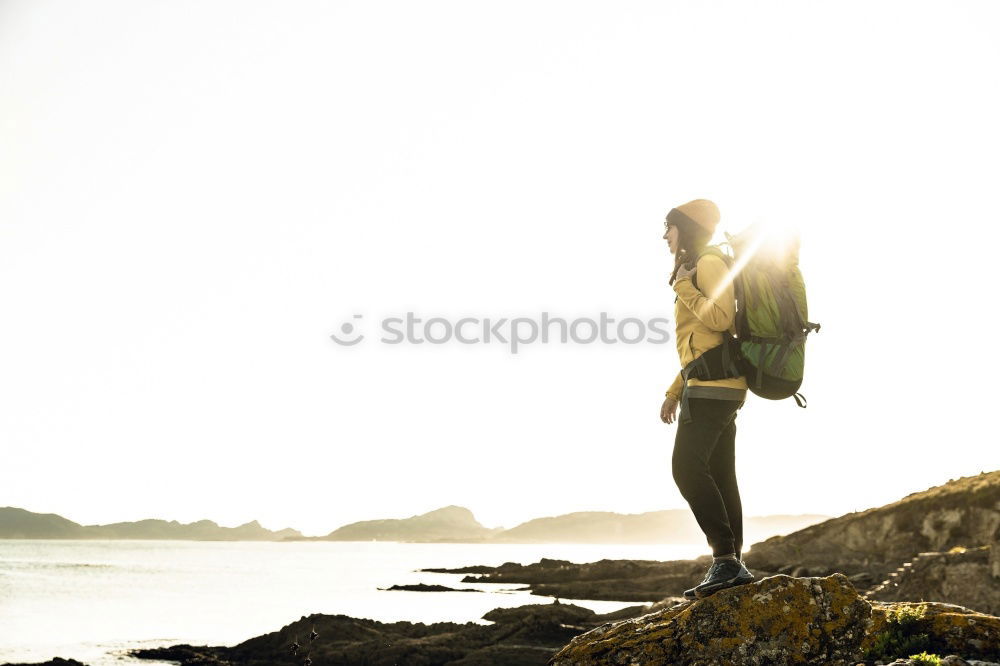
[707,219,799,302]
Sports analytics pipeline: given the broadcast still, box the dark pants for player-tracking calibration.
[671,397,744,558]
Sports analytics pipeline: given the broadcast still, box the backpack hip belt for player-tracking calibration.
[678,335,743,423]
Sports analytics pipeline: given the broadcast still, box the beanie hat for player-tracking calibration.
[667,199,720,234]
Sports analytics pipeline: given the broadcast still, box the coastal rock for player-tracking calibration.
[744,471,1000,574]
[548,574,1000,666]
[866,545,1000,615]
[379,583,483,592]
[132,600,642,666]
[549,573,871,665]
[864,600,1000,660]
[428,557,718,602]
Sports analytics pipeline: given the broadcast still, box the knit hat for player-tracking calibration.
[666,199,720,234]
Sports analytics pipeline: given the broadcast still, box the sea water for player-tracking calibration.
[0,540,707,665]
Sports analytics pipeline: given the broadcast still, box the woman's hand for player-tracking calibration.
[660,396,679,424]
[675,263,697,282]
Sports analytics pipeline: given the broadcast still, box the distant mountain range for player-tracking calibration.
[0,504,829,544]
[319,505,828,544]
[0,507,301,540]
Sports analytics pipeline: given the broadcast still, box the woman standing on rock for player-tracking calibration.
[660,198,755,599]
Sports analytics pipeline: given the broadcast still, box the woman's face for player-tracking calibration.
[664,223,679,256]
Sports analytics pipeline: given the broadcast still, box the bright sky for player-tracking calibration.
[2,0,999,537]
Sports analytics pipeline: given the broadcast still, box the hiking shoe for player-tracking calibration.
[683,558,751,600]
[693,558,754,599]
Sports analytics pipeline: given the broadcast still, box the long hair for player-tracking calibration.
[668,217,713,286]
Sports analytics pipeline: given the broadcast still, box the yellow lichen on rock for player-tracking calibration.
[925,605,1000,653]
[549,575,1000,666]
[549,574,872,665]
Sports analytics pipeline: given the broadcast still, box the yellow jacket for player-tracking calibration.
[666,252,748,401]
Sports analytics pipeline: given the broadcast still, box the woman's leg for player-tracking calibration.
[708,414,743,559]
[671,398,741,557]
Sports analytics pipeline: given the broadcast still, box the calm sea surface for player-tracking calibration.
[0,540,708,665]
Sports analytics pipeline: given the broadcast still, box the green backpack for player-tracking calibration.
[684,228,820,407]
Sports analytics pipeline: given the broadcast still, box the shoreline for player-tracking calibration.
[6,547,1000,666]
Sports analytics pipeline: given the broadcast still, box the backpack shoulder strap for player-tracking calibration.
[696,244,732,266]
[692,244,733,291]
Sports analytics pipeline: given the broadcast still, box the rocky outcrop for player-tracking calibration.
[132,600,642,665]
[744,471,1000,574]
[865,600,1000,662]
[379,583,484,592]
[549,574,1000,666]
[866,544,1000,616]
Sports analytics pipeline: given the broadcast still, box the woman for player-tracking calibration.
[659,198,755,599]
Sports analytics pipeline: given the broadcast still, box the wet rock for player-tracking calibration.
[128,645,230,665]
